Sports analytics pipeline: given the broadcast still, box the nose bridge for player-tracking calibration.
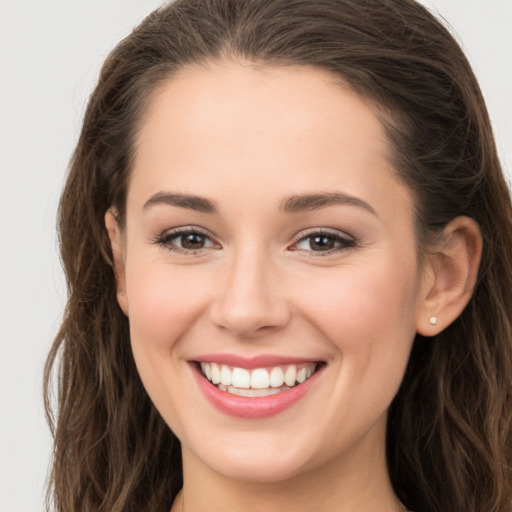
[211,242,290,338]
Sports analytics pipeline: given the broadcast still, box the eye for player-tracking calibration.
[291,229,356,254]
[153,227,219,253]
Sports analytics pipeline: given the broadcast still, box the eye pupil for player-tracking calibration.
[310,235,335,251]
[182,233,205,249]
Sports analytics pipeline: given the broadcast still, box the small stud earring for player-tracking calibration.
[429,316,437,326]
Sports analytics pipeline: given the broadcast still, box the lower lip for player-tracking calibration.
[191,363,323,419]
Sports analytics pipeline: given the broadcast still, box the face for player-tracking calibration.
[111,62,430,483]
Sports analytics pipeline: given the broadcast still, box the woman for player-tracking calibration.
[44,1,512,511]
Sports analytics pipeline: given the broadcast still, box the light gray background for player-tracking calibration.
[0,1,510,511]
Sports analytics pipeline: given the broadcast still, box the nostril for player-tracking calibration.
[209,267,291,337]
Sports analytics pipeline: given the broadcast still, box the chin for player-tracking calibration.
[205,453,311,484]
[181,427,321,484]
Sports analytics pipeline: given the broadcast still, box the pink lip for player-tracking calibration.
[190,361,324,419]
[193,353,320,369]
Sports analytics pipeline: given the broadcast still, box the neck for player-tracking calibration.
[175,419,403,512]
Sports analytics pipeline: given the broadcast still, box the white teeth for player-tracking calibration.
[199,361,318,394]
[220,365,232,386]
[211,363,221,385]
[222,386,291,397]
[297,367,307,383]
[232,367,251,388]
[200,362,211,381]
[235,387,253,397]
[251,368,269,389]
[269,367,284,388]
[284,365,296,386]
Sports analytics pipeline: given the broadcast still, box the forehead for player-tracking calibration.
[137,62,385,159]
[129,61,411,221]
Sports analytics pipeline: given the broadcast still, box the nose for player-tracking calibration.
[210,246,291,339]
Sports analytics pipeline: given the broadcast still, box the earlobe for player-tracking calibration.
[416,216,482,336]
[105,209,129,316]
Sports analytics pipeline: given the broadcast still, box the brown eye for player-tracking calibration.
[154,228,218,253]
[180,233,206,249]
[309,235,336,251]
[293,231,356,254]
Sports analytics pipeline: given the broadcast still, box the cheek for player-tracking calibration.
[295,260,420,439]
[123,258,215,436]
[125,258,213,356]
[296,256,420,365]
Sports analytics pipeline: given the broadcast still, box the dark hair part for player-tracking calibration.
[44,1,512,511]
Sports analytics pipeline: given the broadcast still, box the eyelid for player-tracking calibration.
[289,227,357,254]
[151,225,356,255]
[152,225,221,253]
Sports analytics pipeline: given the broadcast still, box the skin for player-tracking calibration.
[106,62,482,512]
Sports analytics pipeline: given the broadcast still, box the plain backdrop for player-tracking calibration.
[0,1,510,511]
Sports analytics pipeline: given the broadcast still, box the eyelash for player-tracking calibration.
[152,227,356,256]
[290,228,356,256]
[152,227,218,254]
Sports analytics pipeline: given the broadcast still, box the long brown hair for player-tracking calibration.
[44,1,512,511]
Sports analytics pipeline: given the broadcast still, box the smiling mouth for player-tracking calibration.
[197,362,322,397]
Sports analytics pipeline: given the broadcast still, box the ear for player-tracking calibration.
[105,209,129,316]
[416,216,482,336]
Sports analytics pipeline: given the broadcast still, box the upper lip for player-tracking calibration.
[191,353,323,369]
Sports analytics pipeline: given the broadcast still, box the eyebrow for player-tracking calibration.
[280,192,377,216]
[143,192,219,214]
[142,190,376,216]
